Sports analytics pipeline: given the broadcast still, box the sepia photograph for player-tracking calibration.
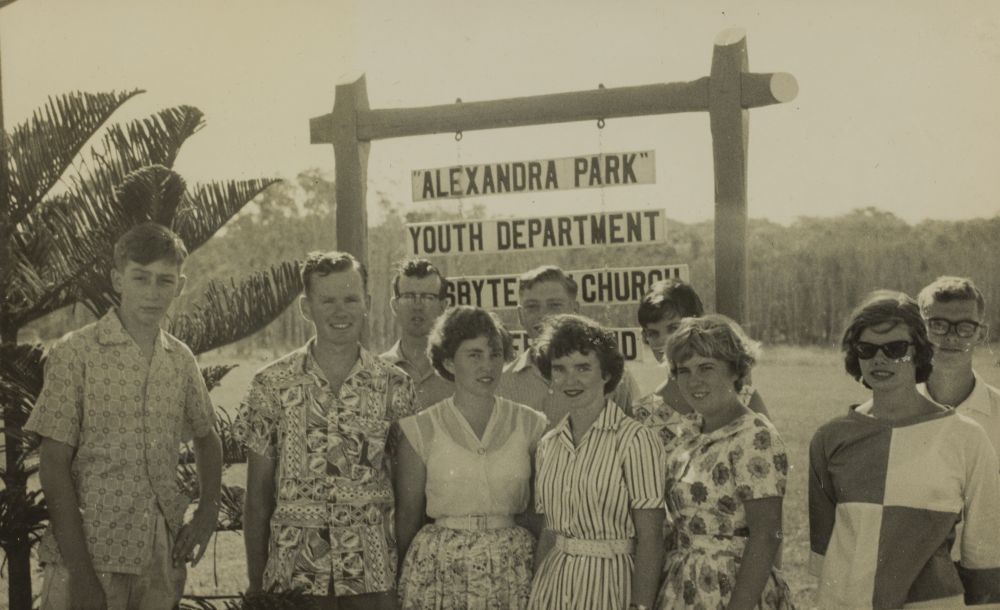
[1,1,998,608]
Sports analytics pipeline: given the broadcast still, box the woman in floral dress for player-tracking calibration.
[394,307,547,609]
[657,315,793,610]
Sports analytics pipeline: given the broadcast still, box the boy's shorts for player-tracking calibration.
[40,513,186,610]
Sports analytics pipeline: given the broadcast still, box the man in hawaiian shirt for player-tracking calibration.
[236,251,417,609]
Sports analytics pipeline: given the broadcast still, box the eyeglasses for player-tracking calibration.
[396,292,441,305]
[925,318,980,339]
[853,340,913,360]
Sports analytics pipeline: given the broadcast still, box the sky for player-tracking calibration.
[2,0,999,226]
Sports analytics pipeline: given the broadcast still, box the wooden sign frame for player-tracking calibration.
[310,29,797,324]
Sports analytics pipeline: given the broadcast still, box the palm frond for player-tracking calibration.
[0,487,47,551]
[173,178,282,250]
[216,484,245,532]
[201,364,238,393]
[10,107,206,321]
[169,262,303,355]
[3,90,143,230]
[0,344,45,434]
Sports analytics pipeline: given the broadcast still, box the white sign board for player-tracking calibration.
[446,264,689,309]
[509,328,644,362]
[407,209,667,256]
[412,151,655,201]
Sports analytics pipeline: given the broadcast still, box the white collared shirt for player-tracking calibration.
[918,371,1000,464]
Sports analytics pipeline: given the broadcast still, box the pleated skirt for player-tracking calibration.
[398,523,535,610]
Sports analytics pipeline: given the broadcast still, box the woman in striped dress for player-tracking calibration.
[394,307,548,609]
[528,314,665,610]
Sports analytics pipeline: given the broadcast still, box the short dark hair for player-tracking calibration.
[637,279,704,327]
[666,315,759,391]
[427,306,509,382]
[533,314,624,396]
[301,251,368,295]
[842,290,934,388]
[392,258,446,298]
[917,276,986,319]
[518,265,577,299]
[113,222,188,271]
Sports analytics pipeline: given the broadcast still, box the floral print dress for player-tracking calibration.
[657,412,794,610]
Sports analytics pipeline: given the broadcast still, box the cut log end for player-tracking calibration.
[714,28,747,47]
[769,73,799,103]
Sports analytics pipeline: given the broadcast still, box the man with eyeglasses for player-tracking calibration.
[916,276,999,457]
[381,258,453,410]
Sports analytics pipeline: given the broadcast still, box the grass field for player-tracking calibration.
[7,345,1000,608]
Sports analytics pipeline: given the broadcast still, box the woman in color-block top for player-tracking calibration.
[809,291,1000,608]
[394,307,547,610]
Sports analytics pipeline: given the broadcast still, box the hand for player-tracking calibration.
[69,569,107,610]
[173,502,219,567]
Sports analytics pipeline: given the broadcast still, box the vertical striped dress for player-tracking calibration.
[528,401,664,609]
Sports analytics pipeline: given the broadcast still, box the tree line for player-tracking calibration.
[26,172,1000,355]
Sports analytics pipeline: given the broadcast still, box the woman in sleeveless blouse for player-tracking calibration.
[394,307,547,610]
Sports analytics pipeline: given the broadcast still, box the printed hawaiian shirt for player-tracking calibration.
[24,310,215,574]
[233,341,417,597]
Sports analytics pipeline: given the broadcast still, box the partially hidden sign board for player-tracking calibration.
[509,328,645,362]
[446,264,689,309]
[412,151,655,202]
[407,209,666,256]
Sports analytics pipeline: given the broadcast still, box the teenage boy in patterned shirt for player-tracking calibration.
[236,251,417,609]
[26,222,223,610]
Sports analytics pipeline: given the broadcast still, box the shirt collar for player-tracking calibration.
[963,371,995,416]
[97,309,171,351]
[382,340,406,366]
[298,337,378,385]
[507,348,536,373]
[594,400,627,430]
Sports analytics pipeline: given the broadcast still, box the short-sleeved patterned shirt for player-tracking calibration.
[24,311,215,575]
[232,341,418,597]
[498,349,640,430]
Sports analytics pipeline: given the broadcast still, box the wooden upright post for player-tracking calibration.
[324,75,371,266]
[310,32,797,322]
[710,28,751,325]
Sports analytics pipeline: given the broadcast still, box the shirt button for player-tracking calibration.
[477,448,486,456]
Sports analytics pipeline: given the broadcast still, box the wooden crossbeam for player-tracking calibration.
[310,28,797,325]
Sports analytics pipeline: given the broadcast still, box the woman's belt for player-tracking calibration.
[555,535,635,558]
[435,514,516,530]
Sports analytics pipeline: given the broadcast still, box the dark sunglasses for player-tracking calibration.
[853,340,913,360]
[925,318,980,339]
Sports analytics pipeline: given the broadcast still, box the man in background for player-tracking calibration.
[497,265,639,428]
[380,258,453,410]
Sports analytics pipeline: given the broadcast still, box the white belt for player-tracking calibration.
[435,514,516,530]
[555,535,635,557]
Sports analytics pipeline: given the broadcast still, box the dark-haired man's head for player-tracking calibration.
[110,222,188,331]
[299,251,370,348]
[517,265,580,340]
[390,258,447,340]
[637,279,704,363]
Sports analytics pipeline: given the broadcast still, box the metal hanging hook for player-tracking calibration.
[597,84,606,129]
